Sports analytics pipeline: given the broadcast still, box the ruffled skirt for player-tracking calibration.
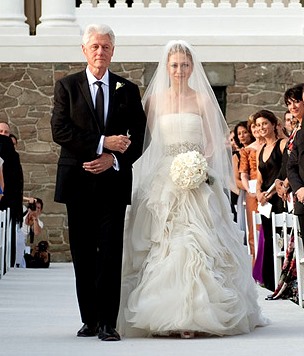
[118,158,269,337]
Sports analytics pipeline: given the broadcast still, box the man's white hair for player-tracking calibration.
[82,24,115,46]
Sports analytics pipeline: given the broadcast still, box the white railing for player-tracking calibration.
[0,208,11,279]
[79,0,300,8]
[0,0,303,62]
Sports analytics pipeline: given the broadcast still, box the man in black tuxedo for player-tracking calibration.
[275,84,304,200]
[0,127,24,269]
[287,85,304,243]
[51,24,146,341]
[287,123,304,242]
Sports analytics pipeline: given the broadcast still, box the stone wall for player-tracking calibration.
[226,63,304,127]
[0,61,303,261]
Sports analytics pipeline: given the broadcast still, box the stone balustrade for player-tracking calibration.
[0,0,303,62]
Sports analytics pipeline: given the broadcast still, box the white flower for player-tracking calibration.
[115,82,125,90]
[170,150,209,190]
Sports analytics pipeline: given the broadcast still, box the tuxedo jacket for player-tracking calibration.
[51,70,146,205]
[0,135,24,222]
[287,125,304,215]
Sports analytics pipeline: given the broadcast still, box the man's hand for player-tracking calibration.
[39,251,49,263]
[26,209,39,225]
[104,135,131,154]
[83,153,114,175]
[257,190,272,206]
[275,179,289,202]
[296,187,304,204]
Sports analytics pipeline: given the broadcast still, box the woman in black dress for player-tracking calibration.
[254,110,287,291]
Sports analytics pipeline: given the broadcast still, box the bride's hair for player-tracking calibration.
[167,42,193,64]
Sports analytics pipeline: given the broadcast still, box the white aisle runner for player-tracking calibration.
[0,263,304,356]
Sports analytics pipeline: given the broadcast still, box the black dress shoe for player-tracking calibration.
[98,325,121,341]
[77,324,98,337]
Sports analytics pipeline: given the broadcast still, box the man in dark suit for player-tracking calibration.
[51,24,146,341]
[275,84,304,200]
[287,85,304,243]
[287,125,304,242]
[0,126,24,269]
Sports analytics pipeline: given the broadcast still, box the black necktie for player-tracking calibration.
[94,81,105,131]
[29,227,34,244]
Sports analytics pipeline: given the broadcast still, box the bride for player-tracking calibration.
[118,40,269,338]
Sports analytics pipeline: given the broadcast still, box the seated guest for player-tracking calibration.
[24,240,50,269]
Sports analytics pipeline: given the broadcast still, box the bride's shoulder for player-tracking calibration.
[194,92,210,114]
[195,92,210,105]
[146,91,170,107]
[195,92,210,102]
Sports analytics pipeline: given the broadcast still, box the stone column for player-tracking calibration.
[0,0,29,35]
[36,0,81,35]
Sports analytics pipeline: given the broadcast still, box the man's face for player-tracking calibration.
[284,112,294,133]
[82,33,114,77]
[34,203,42,214]
[287,99,304,121]
[0,123,10,136]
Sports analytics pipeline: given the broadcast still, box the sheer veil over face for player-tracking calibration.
[134,40,234,196]
[117,41,269,337]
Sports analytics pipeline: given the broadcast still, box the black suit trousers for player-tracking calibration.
[66,196,126,327]
[296,214,304,245]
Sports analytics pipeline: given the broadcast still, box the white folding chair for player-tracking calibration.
[271,212,294,288]
[5,208,11,273]
[293,215,304,307]
[252,211,261,260]
[0,210,7,279]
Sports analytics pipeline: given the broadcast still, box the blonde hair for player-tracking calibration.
[167,41,193,64]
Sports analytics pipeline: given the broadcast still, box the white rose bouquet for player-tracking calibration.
[170,150,210,190]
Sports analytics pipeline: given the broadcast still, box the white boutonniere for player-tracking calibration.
[115,82,125,91]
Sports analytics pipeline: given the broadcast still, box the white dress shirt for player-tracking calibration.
[86,67,119,170]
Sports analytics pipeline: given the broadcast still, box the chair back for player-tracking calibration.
[271,212,294,288]
[252,211,262,260]
[293,216,304,307]
[0,210,7,279]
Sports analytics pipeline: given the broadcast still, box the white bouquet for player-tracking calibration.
[170,150,209,190]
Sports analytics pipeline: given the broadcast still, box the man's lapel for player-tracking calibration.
[107,72,117,123]
[78,70,95,117]
[77,70,105,131]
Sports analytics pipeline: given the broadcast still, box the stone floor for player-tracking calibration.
[0,263,304,356]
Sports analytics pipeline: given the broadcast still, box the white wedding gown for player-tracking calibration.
[118,114,269,337]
